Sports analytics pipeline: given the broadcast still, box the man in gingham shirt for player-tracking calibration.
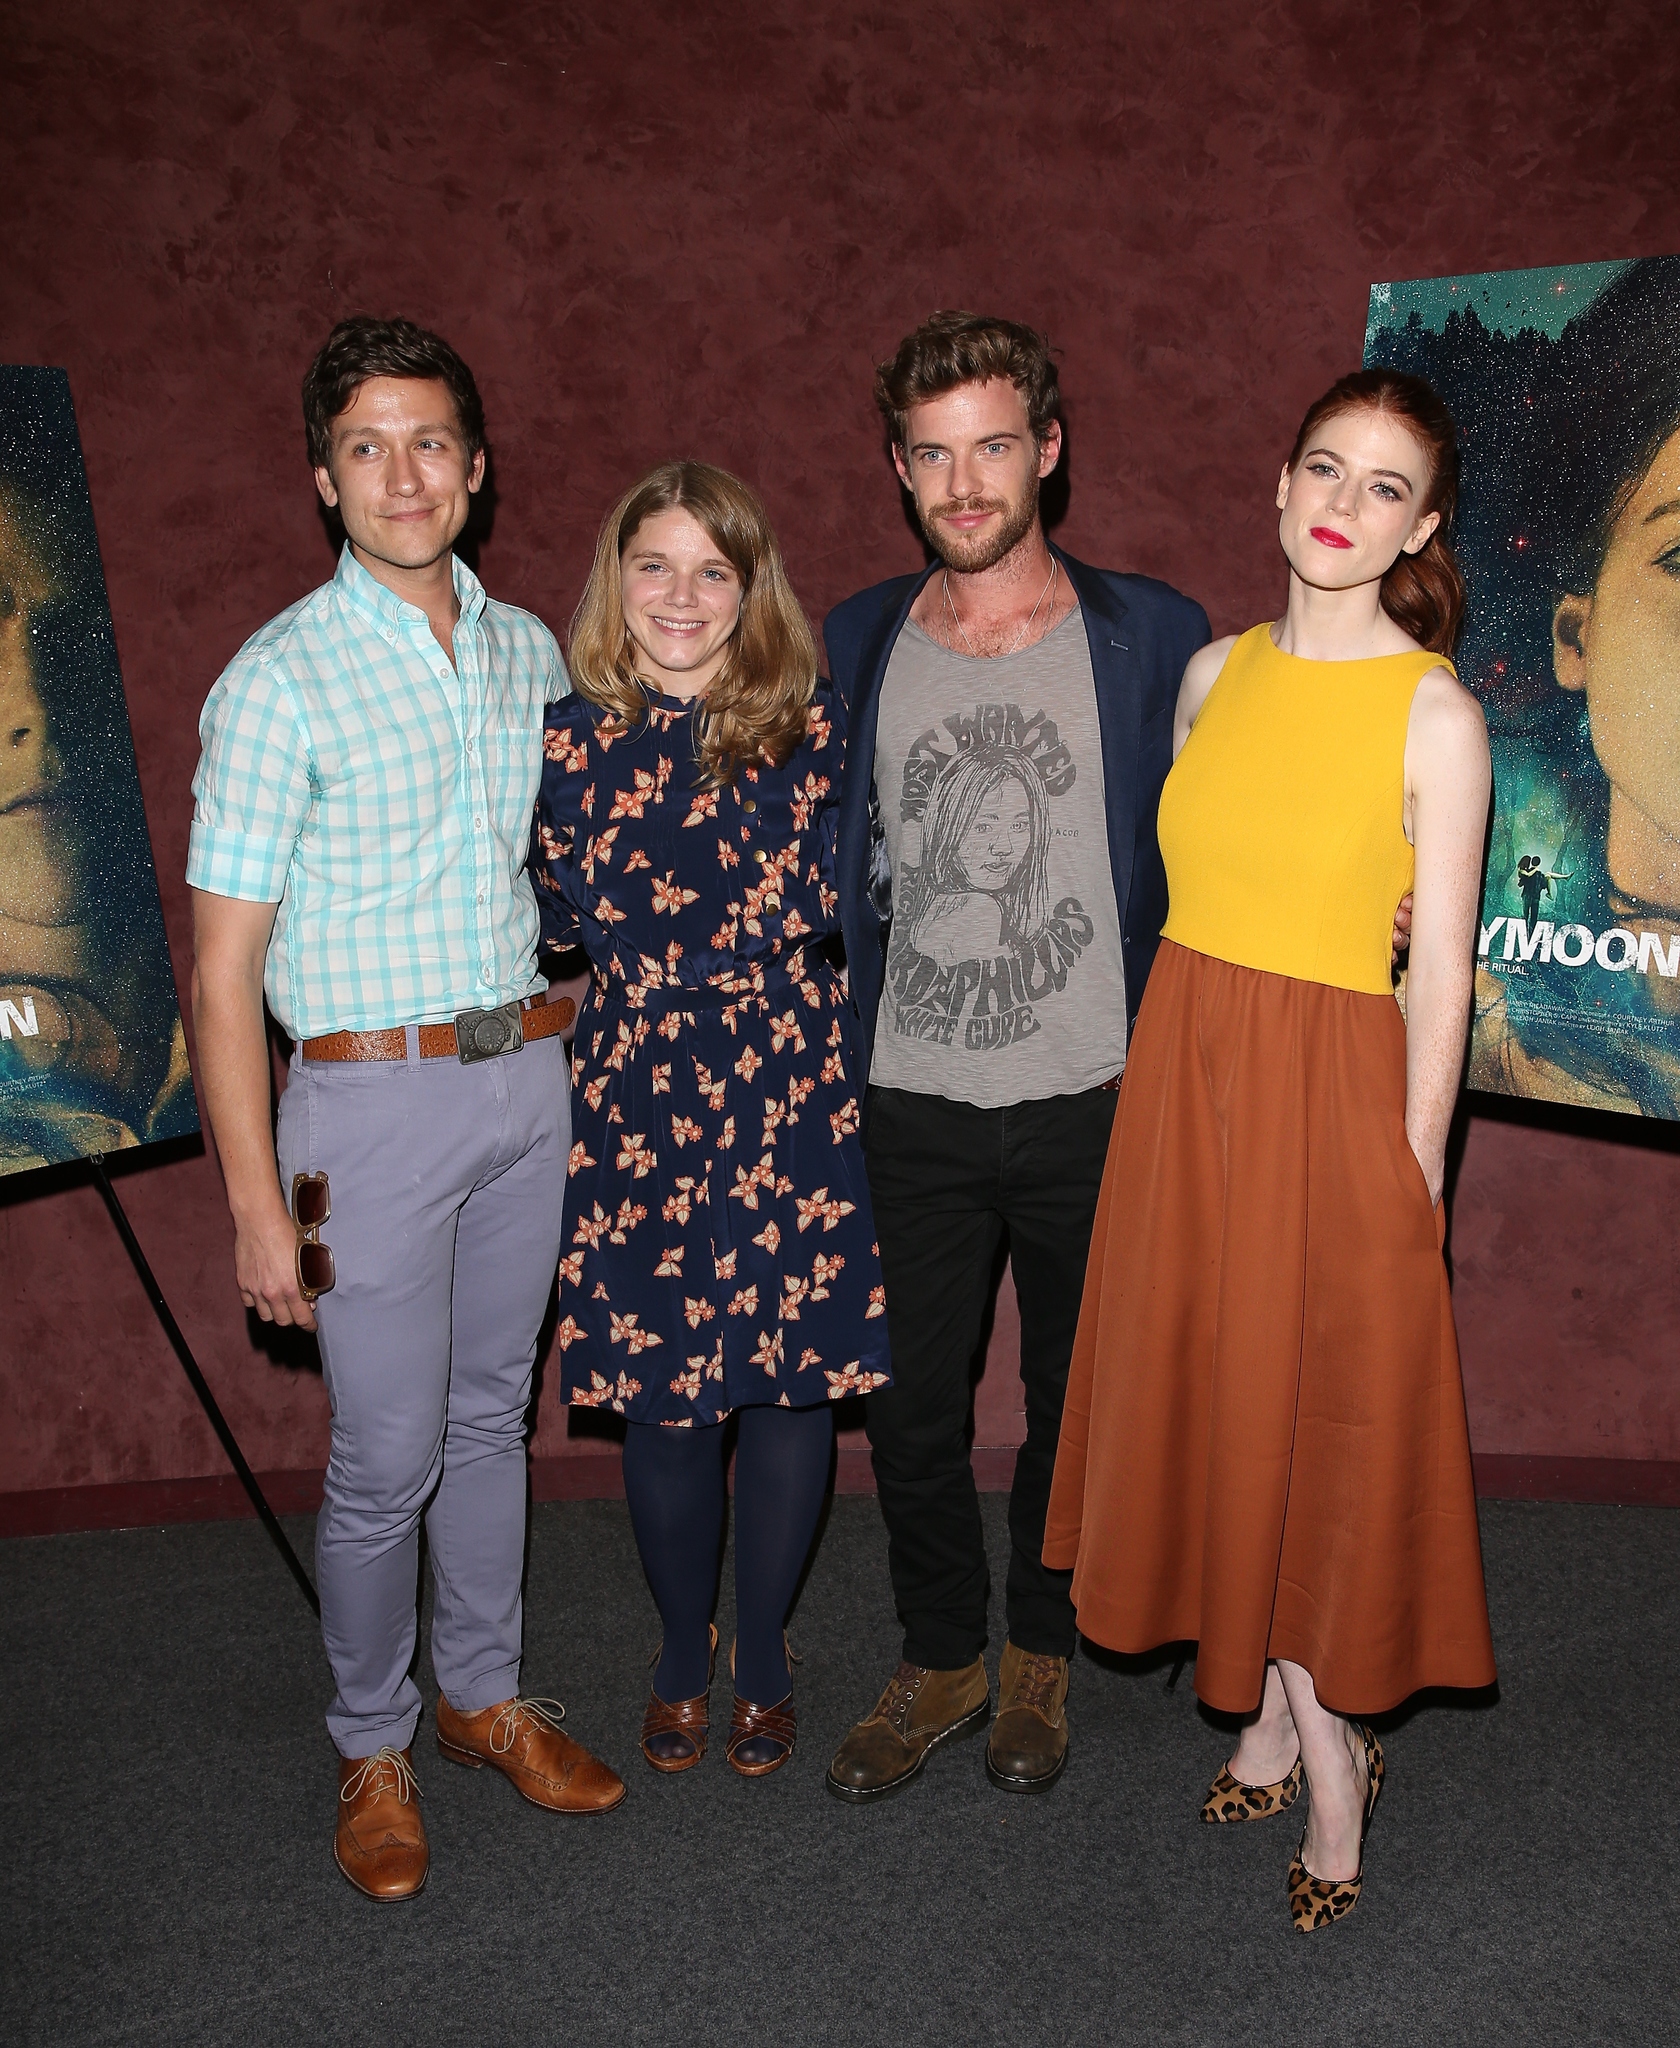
[189,317,623,1901]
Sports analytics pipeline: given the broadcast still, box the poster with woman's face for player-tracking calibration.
[1367,258,1680,1120]
[0,367,198,1175]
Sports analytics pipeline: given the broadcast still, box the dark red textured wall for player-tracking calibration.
[3,0,1679,1502]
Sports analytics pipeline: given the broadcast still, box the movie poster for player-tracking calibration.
[1366,258,1680,1120]
[0,367,198,1175]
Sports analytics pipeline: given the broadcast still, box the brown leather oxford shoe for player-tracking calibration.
[435,1695,626,1814]
[335,1746,428,1901]
[825,1658,990,1801]
[985,1641,1069,1793]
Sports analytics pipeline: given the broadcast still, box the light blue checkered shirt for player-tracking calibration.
[187,546,568,1039]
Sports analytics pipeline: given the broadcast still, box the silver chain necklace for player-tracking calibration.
[941,556,1058,658]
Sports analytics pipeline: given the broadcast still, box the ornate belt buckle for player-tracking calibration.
[455,1000,523,1063]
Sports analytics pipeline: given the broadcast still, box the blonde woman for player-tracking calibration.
[534,462,890,1779]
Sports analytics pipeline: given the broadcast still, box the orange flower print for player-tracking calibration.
[583,1074,610,1112]
[683,1295,717,1329]
[728,1156,776,1209]
[594,896,628,926]
[779,1275,810,1321]
[652,871,702,915]
[797,1347,821,1372]
[795,1186,856,1233]
[592,1282,610,1300]
[829,1098,860,1142]
[617,1133,657,1178]
[669,1113,704,1150]
[609,1310,663,1354]
[770,1010,806,1056]
[761,1096,787,1146]
[573,1203,612,1249]
[663,1177,699,1224]
[867,1284,886,1319]
[714,1248,738,1280]
[554,1315,587,1351]
[651,1063,672,1094]
[568,1140,597,1175]
[609,768,661,820]
[749,1327,785,1376]
[824,1361,890,1397]
[582,824,619,879]
[657,1011,683,1042]
[557,1250,585,1288]
[668,1360,703,1403]
[624,847,653,873]
[818,881,838,917]
[783,907,811,939]
[726,1285,760,1317]
[684,788,719,826]
[752,1219,781,1255]
[734,1044,763,1082]
[608,1199,648,1243]
[694,1064,727,1113]
[826,1016,844,1050]
[572,1369,643,1414]
[787,1074,815,1107]
[716,839,740,870]
[810,1251,845,1300]
[716,1115,737,1150]
[820,1052,844,1085]
[655,1246,685,1277]
[703,1339,725,1383]
[544,728,588,773]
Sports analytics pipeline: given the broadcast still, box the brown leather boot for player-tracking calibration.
[985,1641,1070,1793]
[825,1658,990,1802]
[335,1746,428,1900]
[435,1695,626,1814]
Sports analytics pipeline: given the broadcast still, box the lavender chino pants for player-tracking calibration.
[277,1030,568,1758]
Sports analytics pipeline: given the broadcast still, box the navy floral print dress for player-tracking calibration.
[533,683,891,1427]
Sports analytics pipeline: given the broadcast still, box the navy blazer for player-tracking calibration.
[827,543,1210,1092]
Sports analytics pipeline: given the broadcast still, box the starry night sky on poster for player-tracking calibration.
[0,367,198,1172]
[1365,258,1680,1118]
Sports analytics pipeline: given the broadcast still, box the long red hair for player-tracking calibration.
[1286,368,1466,655]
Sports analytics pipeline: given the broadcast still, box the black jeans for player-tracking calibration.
[862,1083,1118,1669]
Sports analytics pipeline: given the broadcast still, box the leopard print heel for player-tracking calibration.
[1200,1752,1304,1823]
[1287,1724,1385,1932]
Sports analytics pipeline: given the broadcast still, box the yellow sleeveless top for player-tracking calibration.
[1158,625,1451,995]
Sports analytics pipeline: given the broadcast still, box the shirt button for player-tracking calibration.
[743,800,757,813]
[754,850,768,865]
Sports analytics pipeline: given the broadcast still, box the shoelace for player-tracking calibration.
[1009,1655,1063,1714]
[489,1697,567,1756]
[340,1746,420,1806]
[873,1663,927,1734]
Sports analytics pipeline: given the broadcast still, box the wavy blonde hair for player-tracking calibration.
[568,462,817,784]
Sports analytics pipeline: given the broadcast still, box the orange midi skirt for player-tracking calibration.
[1043,941,1496,1716]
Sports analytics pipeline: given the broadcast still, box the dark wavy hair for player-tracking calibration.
[1285,367,1466,655]
[874,311,1061,452]
[302,315,486,471]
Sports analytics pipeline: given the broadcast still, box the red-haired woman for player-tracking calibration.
[1044,371,1496,1929]
[534,463,889,1780]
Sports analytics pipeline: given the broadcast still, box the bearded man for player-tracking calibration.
[824,312,1209,1800]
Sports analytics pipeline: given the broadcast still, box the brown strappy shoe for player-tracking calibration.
[1288,1724,1385,1932]
[1200,1750,1304,1823]
[726,1692,797,1777]
[640,1623,718,1775]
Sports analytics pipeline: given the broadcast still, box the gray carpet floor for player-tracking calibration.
[3,1493,1676,2046]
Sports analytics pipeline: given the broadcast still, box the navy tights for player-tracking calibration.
[622,1403,833,1707]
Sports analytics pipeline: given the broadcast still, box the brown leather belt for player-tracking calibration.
[302,991,576,1064]
[1101,1072,1123,1091]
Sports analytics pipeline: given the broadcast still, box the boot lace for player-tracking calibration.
[340,1746,420,1806]
[489,1698,568,1755]
[1009,1653,1064,1714]
[872,1662,927,1734]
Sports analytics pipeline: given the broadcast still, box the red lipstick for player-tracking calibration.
[1310,526,1353,550]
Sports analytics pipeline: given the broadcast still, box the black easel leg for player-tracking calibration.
[89,1154,320,1618]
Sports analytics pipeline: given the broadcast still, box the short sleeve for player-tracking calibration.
[185,655,311,902]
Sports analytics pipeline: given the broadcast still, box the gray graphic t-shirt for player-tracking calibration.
[870,608,1127,1107]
